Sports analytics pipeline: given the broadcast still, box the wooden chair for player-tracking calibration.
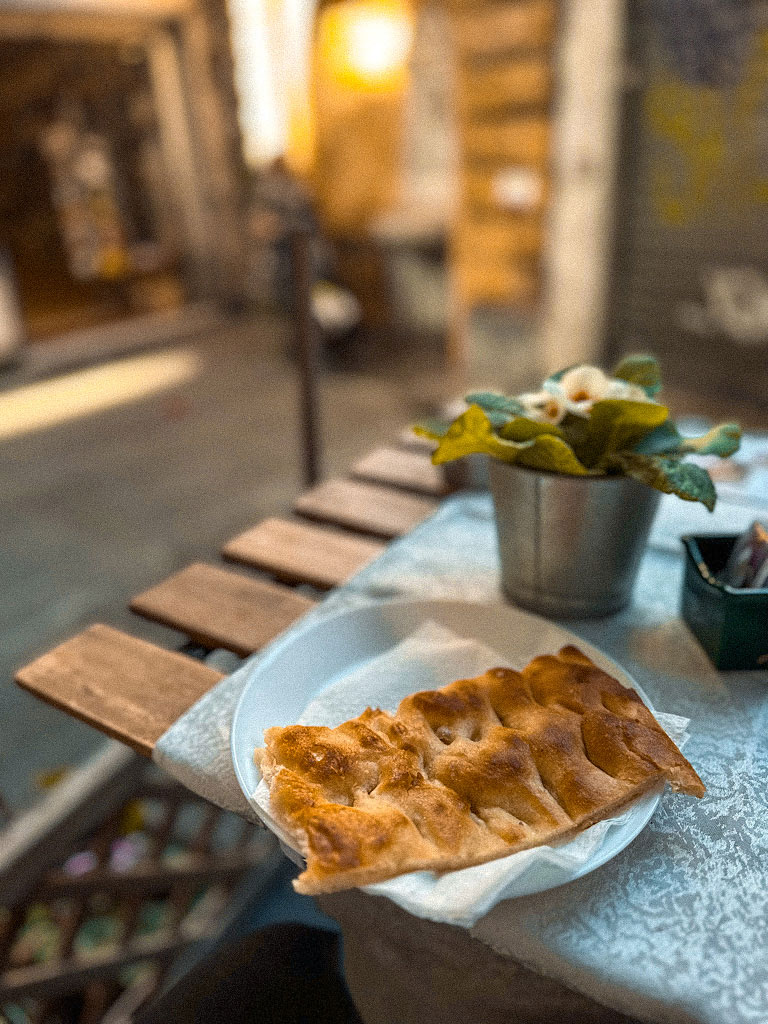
[9,433,444,1020]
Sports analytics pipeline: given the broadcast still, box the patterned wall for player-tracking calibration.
[608,0,768,403]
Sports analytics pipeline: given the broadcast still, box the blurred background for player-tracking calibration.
[1,0,767,1020]
[3,0,768,396]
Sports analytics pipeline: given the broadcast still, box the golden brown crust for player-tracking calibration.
[255,646,705,894]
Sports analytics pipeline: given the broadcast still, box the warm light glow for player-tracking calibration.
[0,349,201,441]
[319,0,413,90]
[227,0,412,169]
[227,0,315,169]
[228,0,282,165]
[345,6,411,78]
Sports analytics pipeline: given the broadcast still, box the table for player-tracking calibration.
[16,434,768,1024]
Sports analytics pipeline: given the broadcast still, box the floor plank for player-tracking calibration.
[130,563,315,657]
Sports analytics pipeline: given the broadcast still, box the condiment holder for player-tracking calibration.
[681,534,768,671]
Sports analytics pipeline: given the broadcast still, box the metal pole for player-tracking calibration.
[290,229,322,487]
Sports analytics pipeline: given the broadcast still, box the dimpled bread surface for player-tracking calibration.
[254,645,705,894]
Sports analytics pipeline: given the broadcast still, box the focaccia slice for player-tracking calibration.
[255,646,704,894]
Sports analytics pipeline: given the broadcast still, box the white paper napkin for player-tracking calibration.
[251,621,689,928]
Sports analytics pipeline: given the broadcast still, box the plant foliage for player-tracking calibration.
[414,355,741,509]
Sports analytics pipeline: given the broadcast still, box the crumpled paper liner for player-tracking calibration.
[251,622,689,928]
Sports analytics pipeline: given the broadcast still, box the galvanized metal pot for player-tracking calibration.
[442,453,490,492]
[488,460,661,618]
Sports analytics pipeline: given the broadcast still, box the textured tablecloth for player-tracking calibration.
[155,490,768,1024]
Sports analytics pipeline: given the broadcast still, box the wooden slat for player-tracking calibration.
[0,928,201,1002]
[463,117,550,165]
[396,427,436,454]
[222,517,385,590]
[15,626,223,757]
[42,845,270,897]
[452,256,538,307]
[130,563,316,657]
[455,216,543,259]
[462,167,549,216]
[294,478,438,539]
[459,59,552,114]
[452,1,556,58]
[351,447,449,497]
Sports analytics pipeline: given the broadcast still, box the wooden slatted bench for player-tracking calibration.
[452,1,556,60]
[15,438,446,759]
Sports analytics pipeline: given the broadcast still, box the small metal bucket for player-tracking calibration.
[489,460,661,618]
[441,453,490,491]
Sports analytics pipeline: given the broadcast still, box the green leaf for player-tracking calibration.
[607,453,717,511]
[676,422,742,458]
[633,420,742,459]
[575,399,670,469]
[464,391,525,419]
[412,419,448,442]
[516,435,591,475]
[498,417,566,442]
[429,405,534,464]
[487,410,517,429]
[428,406,606,477]
[632,421,683,455]
[612,354,662,397]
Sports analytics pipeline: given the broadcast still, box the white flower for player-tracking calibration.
[518,390,568,425]
[548,364,611,409]
[542,364,652,415]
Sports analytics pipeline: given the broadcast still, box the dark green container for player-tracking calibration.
[681,534,768,671]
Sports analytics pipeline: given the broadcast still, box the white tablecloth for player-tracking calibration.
[155,487,768,1024]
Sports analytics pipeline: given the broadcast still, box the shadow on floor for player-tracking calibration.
[137,922,361,1024]
[139,862,359,1024]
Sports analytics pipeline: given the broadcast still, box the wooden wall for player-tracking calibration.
[448,0,556,312]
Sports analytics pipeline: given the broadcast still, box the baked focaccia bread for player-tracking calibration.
[255,646,705,894]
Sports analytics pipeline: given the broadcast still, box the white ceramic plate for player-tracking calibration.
[231,598,662,898]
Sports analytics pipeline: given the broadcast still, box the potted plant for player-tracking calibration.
[416,355,741,618]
